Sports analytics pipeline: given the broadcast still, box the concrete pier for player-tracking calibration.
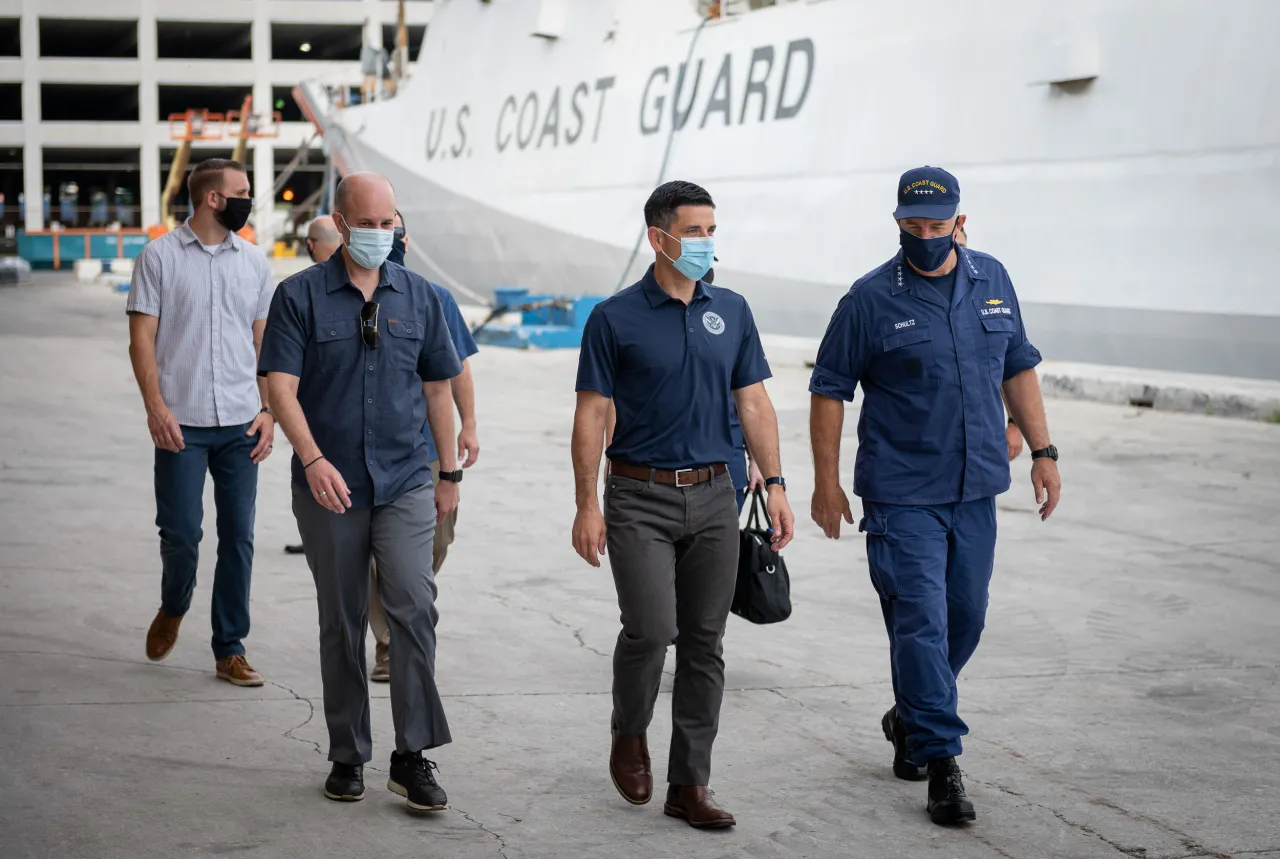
[2,276,1278,859]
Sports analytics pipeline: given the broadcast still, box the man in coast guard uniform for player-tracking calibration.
[808,166,1062,825]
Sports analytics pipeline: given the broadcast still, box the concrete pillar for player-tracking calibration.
[137,0,161,228]
[20,0,42,232]
[251,5,275,250]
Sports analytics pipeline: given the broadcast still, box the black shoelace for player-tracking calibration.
[410,756,441,786]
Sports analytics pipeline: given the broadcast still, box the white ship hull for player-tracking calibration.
[308,0,1280,380]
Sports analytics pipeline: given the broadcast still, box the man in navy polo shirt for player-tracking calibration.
[572,180,795,830]
[809,166,1062,826]
[260,172,463,812]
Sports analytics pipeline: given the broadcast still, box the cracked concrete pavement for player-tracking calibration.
[1,276,1279,859]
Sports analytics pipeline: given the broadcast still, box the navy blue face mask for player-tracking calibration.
[899,227,955,272]
[388,229,407,266]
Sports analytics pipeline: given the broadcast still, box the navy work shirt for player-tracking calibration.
[577,265,771,469]
[422,282,479,462]
[809,248,1041,505]
[259,252,463,508]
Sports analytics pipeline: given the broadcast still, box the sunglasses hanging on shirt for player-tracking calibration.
[360,301,380,349]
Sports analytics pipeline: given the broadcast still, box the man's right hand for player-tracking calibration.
[811,481,854,540]
[306,458,352,514]
[572,506,607,568]
[146,405,185,452]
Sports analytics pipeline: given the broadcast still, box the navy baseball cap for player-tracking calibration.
[893,166,960,220]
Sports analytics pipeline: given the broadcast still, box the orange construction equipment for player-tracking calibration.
[226,95,282,165]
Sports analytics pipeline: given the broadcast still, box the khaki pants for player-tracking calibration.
[369,460,457,648]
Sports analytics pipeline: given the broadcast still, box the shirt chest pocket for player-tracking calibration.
[874,322,937,391]
[315,318,359,371]
[972,299,1016,367]
[384,319,424,373]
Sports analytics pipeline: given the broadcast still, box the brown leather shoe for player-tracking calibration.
[215,654,264,687]
[145,609,182,662]
[609,717,652,805]
[664,785,736,829]
[370,643,390,683]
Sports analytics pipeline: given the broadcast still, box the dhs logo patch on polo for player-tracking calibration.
[702,311,726,335]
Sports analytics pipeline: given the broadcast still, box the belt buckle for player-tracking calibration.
[674,468,695,488]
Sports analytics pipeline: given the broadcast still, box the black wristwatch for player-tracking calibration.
[764,476,786,490]
[438,469,463,484]
[1031,445,1059,462]
[260,406,273,417]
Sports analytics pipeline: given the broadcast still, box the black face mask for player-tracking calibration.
[215,195,252,232]
[703,266,715,285]
[388,230,407,266]
[305,239,317,263]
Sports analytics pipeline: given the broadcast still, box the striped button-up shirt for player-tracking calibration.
[126,221,275,428]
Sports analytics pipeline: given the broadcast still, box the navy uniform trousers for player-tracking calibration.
[860,497,997,763]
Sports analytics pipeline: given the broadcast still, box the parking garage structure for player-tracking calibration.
[0,0,429,253]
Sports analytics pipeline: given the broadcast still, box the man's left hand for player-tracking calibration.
[435,479,460,523]
[247,412,275,464]
[766,485,796,551]
[746,457,765,494]
[457,424,481,468]
[1031,458,1061,521]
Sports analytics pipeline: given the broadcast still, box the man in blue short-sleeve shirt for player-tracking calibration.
[571,181,795,830]
[259,172,462,812]
[809,166,1062,826]
[365,210,481,683]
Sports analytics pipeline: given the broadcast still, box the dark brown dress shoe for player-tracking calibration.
[145,609,182,662]
[609,718,652,805]
[664,785,736,829]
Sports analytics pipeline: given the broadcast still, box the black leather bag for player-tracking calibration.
[731,489,792,624]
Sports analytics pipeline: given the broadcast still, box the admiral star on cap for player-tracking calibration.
[893,165,960,220]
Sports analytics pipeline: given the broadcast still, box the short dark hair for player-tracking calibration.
[644,180,714,230]
[187,158,247,209]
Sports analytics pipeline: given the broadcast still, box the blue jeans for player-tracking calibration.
[859,497,997,763]
[154,423,259,659]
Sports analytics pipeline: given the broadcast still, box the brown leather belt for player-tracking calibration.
[609,460,728,487]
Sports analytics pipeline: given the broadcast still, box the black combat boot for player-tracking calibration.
[881,706,927,781]
[926,757,976,825]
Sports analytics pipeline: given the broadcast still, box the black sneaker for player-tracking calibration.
[323,763,365,801]
[927,757,976,825]
[388,751,448,811]
[882,706,927,781]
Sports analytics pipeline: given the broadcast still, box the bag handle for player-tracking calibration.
[746,487,769,531]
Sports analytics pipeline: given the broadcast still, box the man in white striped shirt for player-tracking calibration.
[126,158,276,687]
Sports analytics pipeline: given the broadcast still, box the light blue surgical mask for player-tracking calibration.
[660,229,715,282]
[337,215,395,270]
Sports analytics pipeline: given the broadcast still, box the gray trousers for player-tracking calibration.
[292,482,451,766]
[603,469,740,785]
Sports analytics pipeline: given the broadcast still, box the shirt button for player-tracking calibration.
[367,398,373,404]
[367,429,372,435]
[368,459,374,465]
[330,329,337,335]
[688,328,694,332]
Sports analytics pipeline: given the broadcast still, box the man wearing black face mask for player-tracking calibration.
[127,158,276,687]
[809,166,1061,826]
